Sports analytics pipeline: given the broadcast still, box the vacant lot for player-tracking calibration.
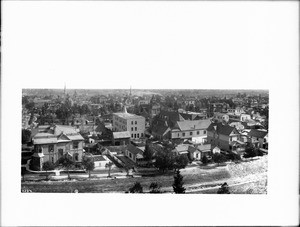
[21,156,267,194]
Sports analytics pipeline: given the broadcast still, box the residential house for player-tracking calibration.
[170,119,211,143]
[112,131,131,146]
[207,122,245,153]
[173,144,190,156]
[247,129,268,149]
[213,113,229,123]
[92,155,111,168]
[124,144,144,164]
[31,125,84,170]
[197,144,212,159]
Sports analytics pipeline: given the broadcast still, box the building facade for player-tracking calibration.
[112,107,145,139]
[207,122,245,153]
[31,125,84,169]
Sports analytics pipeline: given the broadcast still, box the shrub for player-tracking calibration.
[217,182,230,194]
[212,153,227,165]
[149,182,162,193]
[129,182,143,193]
[201,155,209,165]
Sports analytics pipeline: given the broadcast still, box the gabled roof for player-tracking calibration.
[247,129,268,138]
[53,125,79,136]
[187,145,197,153]
[113,131,131,139]
[152,125,170,136]
[175,119,211,131]
[66,134,84,141]
[207,122,238,136]
[197,144,211,151]
[174,144,190,153]
[33,136,57,144]
[57,133,71,142]
[127,144,144,156]
[33,132,57,144]
[32,125,84,144]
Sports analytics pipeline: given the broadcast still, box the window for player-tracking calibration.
[135,121,137,124]
[131,121,133,125]
[129,153,132,158]
[197,131,199,135]
[58,149,63,157]
[49,145,54,152]
[178,133,180,137]
[190,132,193,136]
[141,133,144,137]
[137,133,139,138]
[134,134,136,138]
[135,127,137,131]
[131,127,133,131]
[73,141,79,149]
[36,145,42,153]
[52,157,54,163]
[74,153,79,161]
[131,134,134,138]
[204,130,206,134]
[182,133,185,137]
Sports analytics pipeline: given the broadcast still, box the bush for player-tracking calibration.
[201,155,209,165]
[174,155,189,170]
[217,182,230,194]
[226,152,241,162]
[129,182,143,193]
[243,147,263,158]
[212,153,227,165]
[149,182,162,193]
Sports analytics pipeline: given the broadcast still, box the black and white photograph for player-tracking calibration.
[21,88,269,194]
[1,0,299,226]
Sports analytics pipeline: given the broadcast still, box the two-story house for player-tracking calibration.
[31,125,84,170]
[207,122,245,153]
[247,129,268,149]
[170,119,211,143]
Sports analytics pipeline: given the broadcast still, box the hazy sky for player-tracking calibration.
[3,1,298,90]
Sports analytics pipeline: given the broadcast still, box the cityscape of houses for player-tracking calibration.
[21,87,269,193]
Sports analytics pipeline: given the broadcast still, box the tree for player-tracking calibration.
[105,162,113,178]
[212,153,227,166]
[149,182,161,193]
[25,101,35,111]
[143,141,154,161]
[59,156,75,180]
[154,149,175,172]
[43,161,55,180]
[243,147,263,158]
[82,156,95,178]
[217,182,230,194]
[201,155,209,165]
[22,129,31,144]
[129,182,143,193]
[173,170,185,194]
[227,152,241,162]
[174,155,189,171]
